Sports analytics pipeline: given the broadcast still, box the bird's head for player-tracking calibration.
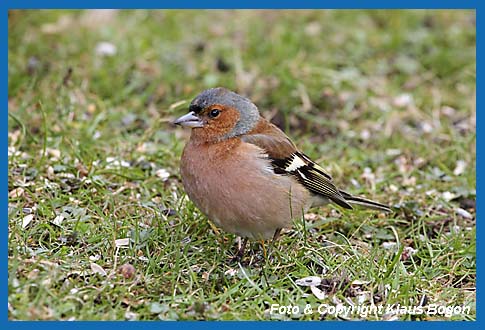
[173,87,260,142]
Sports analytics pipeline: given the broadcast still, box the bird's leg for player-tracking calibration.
[260,240,267,259]
[231,237,248,262]
[207,220,221,236]
[264,228,283,262]
[272,228,282,241]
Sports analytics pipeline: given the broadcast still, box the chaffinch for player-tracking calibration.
[174,87,390,253]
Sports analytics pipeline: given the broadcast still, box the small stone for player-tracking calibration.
[118,263,136,279]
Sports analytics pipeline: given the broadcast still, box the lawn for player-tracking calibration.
[8,10,476,320]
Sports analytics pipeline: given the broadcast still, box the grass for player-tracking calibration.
[8,10,475,320]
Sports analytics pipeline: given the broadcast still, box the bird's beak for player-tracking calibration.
[173,111,204,128]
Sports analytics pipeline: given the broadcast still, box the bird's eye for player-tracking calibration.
[209,109,221,118]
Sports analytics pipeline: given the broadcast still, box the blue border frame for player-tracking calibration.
[5,0,479,328]
[476,3,481,326]
[3,0,480,9]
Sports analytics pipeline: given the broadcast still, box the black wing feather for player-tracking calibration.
[271,152,352,209]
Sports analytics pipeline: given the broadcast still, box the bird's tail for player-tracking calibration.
[339,190,391,213]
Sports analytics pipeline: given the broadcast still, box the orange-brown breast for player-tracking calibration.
[180,137,311,239]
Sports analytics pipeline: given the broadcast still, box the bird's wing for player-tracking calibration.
[242,120,352,209]
[270,151,353,209]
